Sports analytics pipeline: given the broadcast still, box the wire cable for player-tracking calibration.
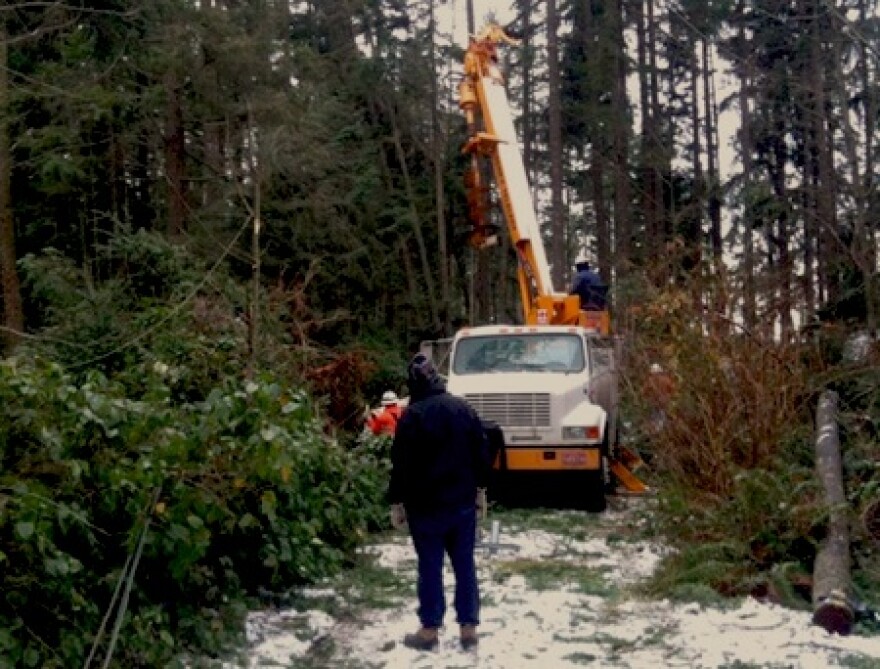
[83,485,161,669]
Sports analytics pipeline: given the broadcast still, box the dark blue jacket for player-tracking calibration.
[388,376,491,514]
[570,267,608,310]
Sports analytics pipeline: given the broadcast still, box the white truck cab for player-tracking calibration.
[439,324,618,508]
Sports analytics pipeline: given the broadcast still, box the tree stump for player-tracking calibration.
[811,390,854,635]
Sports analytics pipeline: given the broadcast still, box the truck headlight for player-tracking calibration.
[562,425,601,441]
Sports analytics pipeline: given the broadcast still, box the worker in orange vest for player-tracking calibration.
[367,390,402,436]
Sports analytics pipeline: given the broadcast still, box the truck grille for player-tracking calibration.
[463,393,551,428]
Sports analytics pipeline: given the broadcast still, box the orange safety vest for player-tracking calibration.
[367,404,402,436]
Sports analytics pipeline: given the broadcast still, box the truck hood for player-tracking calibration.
[449,372,586,396]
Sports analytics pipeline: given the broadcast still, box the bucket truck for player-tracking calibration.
[435,24,646,510]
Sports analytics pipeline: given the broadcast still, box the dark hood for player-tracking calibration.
[407,373,446,403]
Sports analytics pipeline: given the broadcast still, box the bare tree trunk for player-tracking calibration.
[247,106,261,377]
[574,0,610,283]
[830,0,877,334]
[0,19,23,351]
[516,0,535,322]
[859,0,877,281]
[611,0,631,277]
[521,0,533,183]
[547,0,565,289]
[638,0,661,256]
[429,3,449,333]
[164,71,187,237]
[765,99,793,341]
[704,41,722,271]
[857,0,877,334]
[703,40,725,334]
[465,0,484,325]
[812,390,854,635]
[690,39,704,294]
[591,158,610,282]
[738,60,757,331]
[807,0,838,320]
[798,14,818,324]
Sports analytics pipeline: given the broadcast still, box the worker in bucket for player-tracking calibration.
[366,390,402,436]
[388,353,491,651]
[570,255,608,311]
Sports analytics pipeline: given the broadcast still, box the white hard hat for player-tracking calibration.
[574,252,590,266]
[381,390,399,406]
[650,363,663,374]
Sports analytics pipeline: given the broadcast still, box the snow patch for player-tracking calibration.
[224,505,880,668]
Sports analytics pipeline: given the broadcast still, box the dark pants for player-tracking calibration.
[407,505,480,629]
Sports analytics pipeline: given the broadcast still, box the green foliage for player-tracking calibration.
[838,653,880,669]
[0,357,388,667]
[17,233,256,400]
[493,558,615,595]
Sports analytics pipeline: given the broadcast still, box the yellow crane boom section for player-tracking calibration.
[459,25,607,333]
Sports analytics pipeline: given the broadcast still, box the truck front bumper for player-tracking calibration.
[495,446,601,471]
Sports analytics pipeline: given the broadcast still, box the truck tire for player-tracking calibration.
[585,434,610,512]
[584,465,607,513]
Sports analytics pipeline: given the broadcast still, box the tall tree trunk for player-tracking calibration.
[703,40,725,334]
[645,0,663,259]
[611,0,631,277]
[859,0,876,278]
[465,0,484,324]
[690,39,704,275]
[247,107,261,377]
[682,30,703,317]
[0,19,23,351]
[803,124,818,320]
[521,0,533,183]
[857,0,877,332]
[429,4,449,333]
[546,0,565,289]
[829,0,876,332]
[164,71,187,237]
[704,41,722,271]
[580,0,611,285]
[773,125,793,341]
[807,0,838,319]
[738,40,757,331]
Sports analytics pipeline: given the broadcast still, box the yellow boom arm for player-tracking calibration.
[459,25,607,333]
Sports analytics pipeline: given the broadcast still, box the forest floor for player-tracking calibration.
[225,496,880,668]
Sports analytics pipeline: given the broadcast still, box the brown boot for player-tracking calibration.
[460,624,478,650]
[403,627,439,651]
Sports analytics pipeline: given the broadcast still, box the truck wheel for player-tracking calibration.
[584,468,607,513]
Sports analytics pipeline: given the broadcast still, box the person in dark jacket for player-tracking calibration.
[388,353,491,651]
[570,258,608,310]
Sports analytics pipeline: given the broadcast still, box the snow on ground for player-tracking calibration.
[236,500,880,668]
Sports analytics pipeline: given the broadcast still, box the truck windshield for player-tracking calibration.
[452,333,585,375]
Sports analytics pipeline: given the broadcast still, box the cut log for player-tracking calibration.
[811,390,854,635]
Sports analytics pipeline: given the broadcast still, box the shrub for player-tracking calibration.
[621,283,824,598]
[0,357,388,668]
